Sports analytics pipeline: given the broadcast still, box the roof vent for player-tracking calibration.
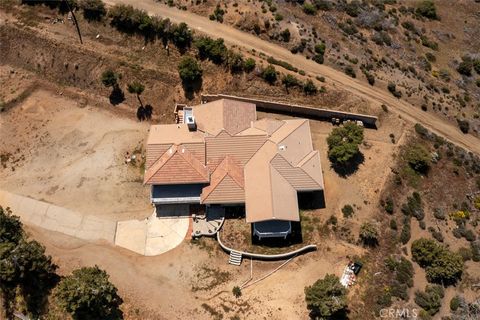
[279,145,287,151]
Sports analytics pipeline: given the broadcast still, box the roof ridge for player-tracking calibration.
[177,145,209,180]
[296,150,317,167]
[200,155,245,202]
[143,145,178,184]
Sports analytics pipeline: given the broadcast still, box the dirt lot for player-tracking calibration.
[0,85,151,221]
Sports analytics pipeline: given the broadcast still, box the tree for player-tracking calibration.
[327,122,364,166]
[305,274,347,319]
[243,58,256,73]
[416,0,438,20]
[169,22,193,50]
[262,65,277,84]
[178,56,203,84]
[359,222,379,246]
[101,69,119,88]
[282,74,299,93]
[127,81,145,107]
[0,206,23,244]
[194,36,227,64]
[101,69,125,105]
[79,0,106,21]
[56,266,122,320]
[0,240,57,317]
[405,143,430,174]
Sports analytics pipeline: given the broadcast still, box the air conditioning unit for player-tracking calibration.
[184,107,196,131]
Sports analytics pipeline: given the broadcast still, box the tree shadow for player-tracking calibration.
[136,104,153,121]
[331,152,365,178]
[22,267,60,318]
[109,86,125,105]
[182,78,203,100]
[309,308,348,320]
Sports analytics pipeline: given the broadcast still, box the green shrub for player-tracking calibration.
[303,80,317,95]
[400,222,411,244]
[414,285,443,316]
[457,119,470,134]
[345,65,356,78]
[457,247,472,261]
[416,0,438,20]
[405,144,431,174]
[387,82,402,98]
[384,197,394,214]
[341,205,354,218]
[450,295,461,311]
[262,65,277,84]
[266,56,298,72]
[412,238,464,285]
[243,58,256,72]
[457,56,473,76]
[282,74,300,92]
[280,28,291,42]
[359,222,379,246]
[232,286,242,298]
[303,2,317,15]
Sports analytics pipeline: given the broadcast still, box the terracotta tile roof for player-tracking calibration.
[144,99,324,224]
[192,99,256,135]
[144,144,209,185]
[205,130,267,171]
[270,154,321,190]
[201,156,245,204]
[253,118,284,136]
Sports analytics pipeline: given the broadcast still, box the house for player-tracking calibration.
[144,99,324,239]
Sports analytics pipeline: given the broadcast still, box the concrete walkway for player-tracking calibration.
[0,189,116,242]
[115,211,189,256]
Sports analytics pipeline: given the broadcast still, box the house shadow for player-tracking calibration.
[251,222,303,247]
[298,190,326,210]
[331,152,365,178]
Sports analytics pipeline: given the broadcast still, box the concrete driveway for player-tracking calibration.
[0,189,116,242]
[115,209,190,256]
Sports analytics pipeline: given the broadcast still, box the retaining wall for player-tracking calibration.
[202,94,378,128]
[217,232,317,261]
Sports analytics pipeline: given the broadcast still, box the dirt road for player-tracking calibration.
[104,0,480,154]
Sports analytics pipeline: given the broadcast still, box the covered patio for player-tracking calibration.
[252,220,292,240]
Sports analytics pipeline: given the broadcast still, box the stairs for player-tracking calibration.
[229,250,243,266]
